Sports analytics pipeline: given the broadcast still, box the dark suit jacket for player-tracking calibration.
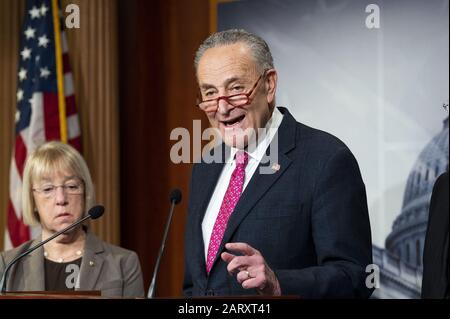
[183,107,373,298]
[422,171,449,299]
[0,231,145,297]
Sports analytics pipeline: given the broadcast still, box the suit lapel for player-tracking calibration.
[22,239,45,291]
[222,153,292,244]
[78,232,104,290]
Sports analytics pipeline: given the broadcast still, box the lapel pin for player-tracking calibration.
[89,261,95,267]
[271,163,280,171]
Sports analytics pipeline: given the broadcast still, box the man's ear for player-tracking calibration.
[265,69,277,105]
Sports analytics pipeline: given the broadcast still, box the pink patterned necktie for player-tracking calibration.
[206,151,249,274]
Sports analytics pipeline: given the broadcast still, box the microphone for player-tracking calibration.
[147,188,182,298]
[0,205,105,294]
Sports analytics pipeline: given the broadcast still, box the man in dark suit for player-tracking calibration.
[422,171,449,299]
[183,29,373,298]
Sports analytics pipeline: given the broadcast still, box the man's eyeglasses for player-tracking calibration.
[196,70,268,113]
[33,182,84,198]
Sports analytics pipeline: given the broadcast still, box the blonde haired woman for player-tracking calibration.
[0,141,144,297]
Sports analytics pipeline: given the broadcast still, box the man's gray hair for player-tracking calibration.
[194,29,274,72]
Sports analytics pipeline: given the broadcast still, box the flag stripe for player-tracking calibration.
[61,31,68,53]
[7,201,30,247]
[9,154,23,218]
[64,73,74,96]
[43,92,61,141]
[62,53,71,73]
[14,135,27,179]
[65,95,77,116]
[25,92,46,149]
[69,136,82,152]
[67,114,81,139]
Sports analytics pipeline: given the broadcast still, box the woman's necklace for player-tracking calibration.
[43,249,83,263]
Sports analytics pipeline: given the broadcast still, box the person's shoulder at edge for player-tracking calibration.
[0,239,36,266]
[280,106,354,157]
[433,171,449,190]
[85,231,139,259]
[86,232,145,297]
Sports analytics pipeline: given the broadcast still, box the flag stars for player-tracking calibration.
[29,6,41,19]
[40,3,49,16]
[35,55,40,62]
[24,27,36,39]
[16,89,24,102]
[38,35,50,48]
[20,47,32,60]
[18,68,27,81]
[40,67,51,78]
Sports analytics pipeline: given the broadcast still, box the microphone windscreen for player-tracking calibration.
[88,205,105,219]
[169,188,182,204]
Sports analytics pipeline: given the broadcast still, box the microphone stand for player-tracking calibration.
[147,199,177,298]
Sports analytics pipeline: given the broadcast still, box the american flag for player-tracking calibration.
[4,0,81,249]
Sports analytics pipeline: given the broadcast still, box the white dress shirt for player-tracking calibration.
[201,108,284,258]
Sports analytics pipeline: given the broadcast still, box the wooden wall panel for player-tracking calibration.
[118,0,169,296]
[163,0,212,298]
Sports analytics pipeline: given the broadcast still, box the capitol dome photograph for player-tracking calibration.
[373,113,449,299]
